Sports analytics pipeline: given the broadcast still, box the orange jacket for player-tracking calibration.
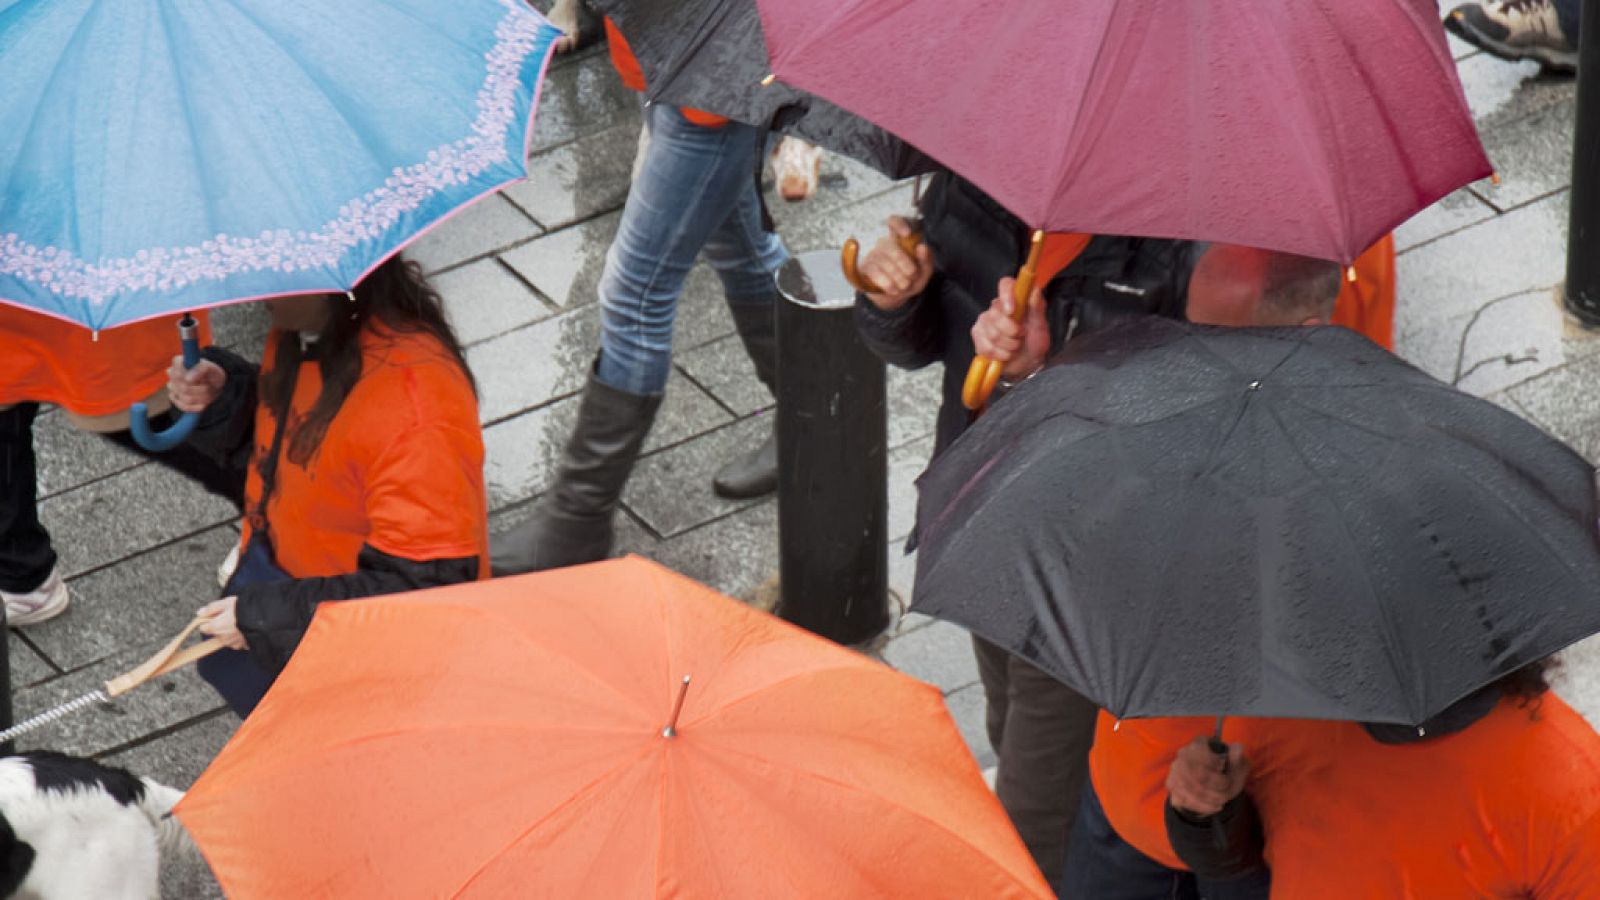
[1331,234,1396,349]
[1244,695,1600,898]
[0,308,213,415]
[1089,712,1218,871]
[605,18,729,128]
[239,326,488,580]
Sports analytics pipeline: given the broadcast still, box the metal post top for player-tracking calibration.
[777,249,860,311]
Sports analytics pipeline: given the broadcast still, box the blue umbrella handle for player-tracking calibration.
[128,315,201,452]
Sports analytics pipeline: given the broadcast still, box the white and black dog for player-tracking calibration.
[0,753,190,900]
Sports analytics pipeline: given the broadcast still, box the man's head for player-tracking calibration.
[1186,243,1343,328]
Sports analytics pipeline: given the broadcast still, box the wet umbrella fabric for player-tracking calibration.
[177,557,1052,899]
[912,318,1600,727]
[587,0,934,178]
[758,0,1491,263]
[0,0,558,331]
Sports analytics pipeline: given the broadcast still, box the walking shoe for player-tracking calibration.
[3,566,69,627]
[1446,1,1578,73]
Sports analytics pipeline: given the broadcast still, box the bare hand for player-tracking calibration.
[198,597,249,651]
[167,357,226,414]
[861,216,934,311]
[1166,736,1250,817]
[971,277,1049,379]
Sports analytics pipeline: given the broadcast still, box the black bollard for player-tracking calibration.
[1566,0,1600,324]
[773,249,890,646]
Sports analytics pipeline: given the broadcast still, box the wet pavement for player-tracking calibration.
[10,18,1600,896]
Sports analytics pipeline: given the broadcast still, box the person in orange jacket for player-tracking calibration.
[167,256,487,717]
[491,18,790,575]
[1059,243,1347,899]
[0,309,237,627]
[1166,658,1600,898]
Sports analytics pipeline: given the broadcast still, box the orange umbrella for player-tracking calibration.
[176,556,1050,898]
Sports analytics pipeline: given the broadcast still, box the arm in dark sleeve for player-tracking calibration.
[186,346,260,474]
[234,545,478,673]
[1164,794,1269,880]
[853,280,947,371]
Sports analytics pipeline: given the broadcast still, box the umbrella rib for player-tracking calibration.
[677,662,887,732]
[706,742,1048,895]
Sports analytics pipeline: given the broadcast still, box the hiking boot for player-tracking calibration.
[713,304,780,499]
[1446,1,1578,73]
[491,368,661,576]
[3,566,69,627]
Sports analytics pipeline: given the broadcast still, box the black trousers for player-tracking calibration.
[0,405,245,593]
[974,634,1099,893]
[0,404,55,594]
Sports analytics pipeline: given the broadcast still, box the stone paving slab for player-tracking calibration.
[408,194,544,276]
[32,411,145,500]
[1455,55,1574,135]
[1394,190,1570,340]
[435,257,559,348]
[676,334,772,417]
[1393,188,1498,254]
[24,526,238,674]
[468,308,599,423]
[6,634,59,689]
[624,416,771,537]
[505,119,639,231]
[1506,351,1600,462]
[483,368,733,510]
[10,648,225,758]
[882,619,981,695]
[1473,98,1575,212]
[1396,286,1600,398]
[888,435,938,543]
[38,463,236,580]
[524,46,640,156]
[499,210,618,309]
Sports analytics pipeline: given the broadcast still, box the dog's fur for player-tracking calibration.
[0,753,190,900]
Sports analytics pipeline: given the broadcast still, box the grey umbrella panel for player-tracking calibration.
[913,320,1600,726]
[589,0,936,178]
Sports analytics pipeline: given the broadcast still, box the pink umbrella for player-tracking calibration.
[758,0,1490,263]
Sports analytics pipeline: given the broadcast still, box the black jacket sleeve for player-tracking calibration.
[234,544,479,673]
[1164,795,1269,881]
[186,346,260,476]
[853,283,947,371]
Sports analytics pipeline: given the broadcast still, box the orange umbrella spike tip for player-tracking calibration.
[1346,265,1358,283]
[760,73,776,86]
[662,675,692,738]
[1490,171,1502,185]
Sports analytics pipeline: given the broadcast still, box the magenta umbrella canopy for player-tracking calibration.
[758,0,1491,263]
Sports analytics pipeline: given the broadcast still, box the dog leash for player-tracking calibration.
[0,617,226,745]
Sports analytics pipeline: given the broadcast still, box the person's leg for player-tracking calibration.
[196,648,275,717]
[993,653,1100,890]
[492,105,770,574]
[1197,870,1273,900]
[704,171,789,499]
[1061,783,1201,900]
[972,635,1012,758]
[0,404,68,626]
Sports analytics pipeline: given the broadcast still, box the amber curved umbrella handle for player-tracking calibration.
[962,230,1046,410]
[841,228,924,295]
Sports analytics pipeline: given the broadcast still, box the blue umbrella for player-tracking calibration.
[0,0,559,446]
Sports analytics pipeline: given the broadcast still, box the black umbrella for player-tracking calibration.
[588,0,935,178]
[913,317,1600,727]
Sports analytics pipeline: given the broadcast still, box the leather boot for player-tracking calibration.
[491,369,661,576]
[713,304,779,499]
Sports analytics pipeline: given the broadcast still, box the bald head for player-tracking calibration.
[1187,244,1342,328]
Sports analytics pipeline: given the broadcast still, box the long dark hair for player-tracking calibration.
[259,256,475,467]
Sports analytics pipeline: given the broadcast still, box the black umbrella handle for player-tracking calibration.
[1207,724,1231,849]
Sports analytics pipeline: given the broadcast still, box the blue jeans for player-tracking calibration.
[596,103,789,396]
[1061,784,1271,900]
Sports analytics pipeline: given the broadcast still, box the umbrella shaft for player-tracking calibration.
[0,690,108,746]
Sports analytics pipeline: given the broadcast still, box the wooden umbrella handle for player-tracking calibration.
[841,227,924,295]
[104,616,228,698]
[962,230,1047,410]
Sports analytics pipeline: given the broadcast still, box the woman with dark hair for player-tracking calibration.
[168,256,486,716]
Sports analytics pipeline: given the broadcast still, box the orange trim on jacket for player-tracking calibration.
[239,326,488,580]
[0,309,214,415]
[604,17,729,128]
[1331,234,1396,349]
